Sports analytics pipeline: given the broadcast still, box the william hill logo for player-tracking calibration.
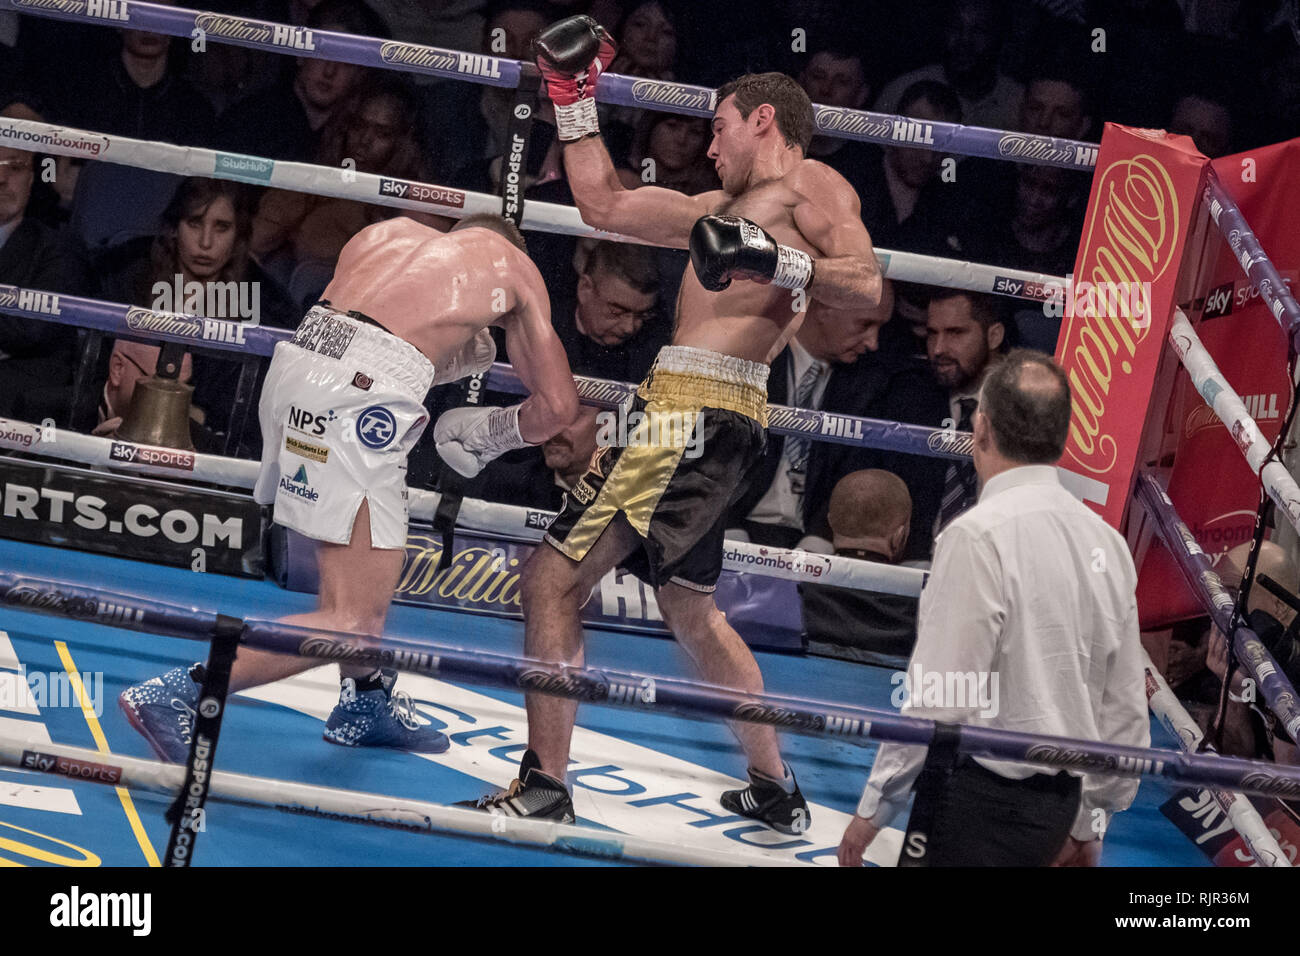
[278,464,318,502]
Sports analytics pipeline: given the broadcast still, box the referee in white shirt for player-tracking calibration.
[837,349,1149,866]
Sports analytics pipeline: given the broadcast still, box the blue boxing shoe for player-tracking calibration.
[323,673,450,754]
[119,664,202,763]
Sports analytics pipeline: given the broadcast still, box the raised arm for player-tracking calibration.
[533,15,719,248]
[563,135,718,248]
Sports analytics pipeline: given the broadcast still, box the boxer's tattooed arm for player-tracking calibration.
[789,163,883,310]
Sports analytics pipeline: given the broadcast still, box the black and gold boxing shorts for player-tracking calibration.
[545,345,768,592]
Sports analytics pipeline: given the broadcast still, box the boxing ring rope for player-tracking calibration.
[1135,471,1300,744]
[4,570,1300,804]
[1141,649,1289,866]
[0,0,1101,173]
[0,412,928,596]
[0,117,1067,302]
[4,0,1298,867]
[1169,309,1300,534]
[0,735,786,867]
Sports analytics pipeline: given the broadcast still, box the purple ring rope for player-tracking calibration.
[0,0,1098,170]
[0,283,976,461]
[4,569,1300,801]
[1135,470,1300,742]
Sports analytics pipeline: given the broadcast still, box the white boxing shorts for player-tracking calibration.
[254,305,435,549]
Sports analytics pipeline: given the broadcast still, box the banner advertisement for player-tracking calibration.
[273,526,804,651]
[1054,124,1206,528]
[1135,138,1300,627]
[0,457,265,577]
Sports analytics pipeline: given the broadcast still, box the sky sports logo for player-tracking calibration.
[109,441,196,471]
[378,178,466,208]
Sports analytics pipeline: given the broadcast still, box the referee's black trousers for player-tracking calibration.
[907,756,1082,866]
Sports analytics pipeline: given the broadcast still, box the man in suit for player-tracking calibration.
[870,288,1005,560]
[800,469,920,667]
[0,144,87,421]
[727,281,896,549]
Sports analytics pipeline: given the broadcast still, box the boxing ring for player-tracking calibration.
[0,0,1297,869]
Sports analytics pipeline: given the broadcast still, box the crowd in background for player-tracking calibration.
[0,0,1297,723]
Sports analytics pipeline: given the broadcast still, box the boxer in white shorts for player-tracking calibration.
[121,214,581,760]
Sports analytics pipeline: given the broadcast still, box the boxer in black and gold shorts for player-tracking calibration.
[546,347,768,592]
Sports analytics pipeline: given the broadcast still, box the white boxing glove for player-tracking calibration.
[434,404,531,477]
[433,328,497,386]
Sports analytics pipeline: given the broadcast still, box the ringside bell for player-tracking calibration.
[116,376,195,451]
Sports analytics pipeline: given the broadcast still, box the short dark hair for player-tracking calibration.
[584,240,659,294]
[928,287,1005,331]
[452,213,528,254]
[979,348,1072,464]
[897,79,961,122]
[715,72,814,152]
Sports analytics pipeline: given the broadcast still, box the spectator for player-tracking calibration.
[0,144,87,421]
[859,80,964,252]
[870,289,1006,560]
[1019,68,1095,141]
[953,59,1094,281]
[0,98,77,232]
[798,43,876,202]
[959,164,1082,349]
[96,177,294,449]
[544,240,669,383]
[49,29,215,145]
[860,81,966,352]
[800,469,921,668]
[252,78,432,302]
[434,0,550,176]
[727,281,898,549]
[619,112,719,195]
[1168,90,1235,158]
[874,0,1024,131]
[215,0,387,162]
[91,341,219,451]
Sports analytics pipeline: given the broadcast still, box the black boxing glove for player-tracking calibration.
[689,215,815,293]
[533,16,617,141]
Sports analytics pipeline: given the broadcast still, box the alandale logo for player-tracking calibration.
[278,464,319,502]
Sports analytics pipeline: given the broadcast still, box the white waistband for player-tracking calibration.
[651,346,770,389]
[291,305,435,401]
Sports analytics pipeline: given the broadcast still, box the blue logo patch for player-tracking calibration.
[357,406,398,449]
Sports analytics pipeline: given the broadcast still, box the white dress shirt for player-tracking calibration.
[857,465,1149,842]
[747,338,830,530]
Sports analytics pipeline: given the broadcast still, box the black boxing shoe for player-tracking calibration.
[457,749,575,823]
[720,765,811,835]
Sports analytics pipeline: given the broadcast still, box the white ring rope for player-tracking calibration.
[1169,309,1300,541]
[1141,647,1290,867]
[0,733,795,867]
[0,116,1068,300]
[0,416,929,597]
